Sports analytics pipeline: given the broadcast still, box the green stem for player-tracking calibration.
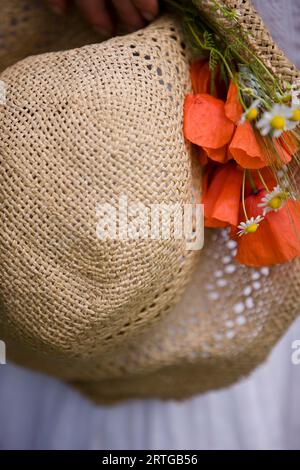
[242,170,249,220]
[240,88,270,109]
[237,86,247,111]
[188,4,284,99]
[257,170,270,192]
[187,22,234,80]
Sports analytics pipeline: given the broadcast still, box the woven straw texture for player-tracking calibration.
[0,0,299,403]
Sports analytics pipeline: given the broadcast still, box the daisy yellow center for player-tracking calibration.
[268,196,282,210]
[281,94,291,104]
[270,115,285,130]
[245,223,259,234]
[291,108,300,122]
[246,108,258,121]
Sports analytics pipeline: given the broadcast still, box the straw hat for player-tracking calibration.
[0,0,299,403]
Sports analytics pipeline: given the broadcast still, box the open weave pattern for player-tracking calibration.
[0,17,200,359]
[195,0,300,88]
[0,2,300,402]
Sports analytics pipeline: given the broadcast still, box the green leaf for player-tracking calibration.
[203,31,215,49]
[209,49,218,72]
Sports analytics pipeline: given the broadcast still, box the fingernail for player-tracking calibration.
[94,26,111,38]
[141,11,155,22]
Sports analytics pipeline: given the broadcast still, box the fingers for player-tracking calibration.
[47,0,67,15]
[111,0,145,32]
[75,0,114,36]
[132,0,159,22]
[46,0,159,36]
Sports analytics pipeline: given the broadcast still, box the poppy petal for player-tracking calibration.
[203,145,229,164]
[184,94,235,149]
[202,162,243,227]
[229,121,266,169]
[190,60,211,95]
[225,81,243,124]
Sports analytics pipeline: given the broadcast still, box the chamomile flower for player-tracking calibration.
[240,99,260,123]
[258,185,290,215]
[257,104,292,138]
[287,104,300,130]
[237,216,264,237]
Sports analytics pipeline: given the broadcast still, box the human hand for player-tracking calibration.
[46,0,159,37]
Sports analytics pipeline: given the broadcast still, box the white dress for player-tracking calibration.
[0,0,300,450]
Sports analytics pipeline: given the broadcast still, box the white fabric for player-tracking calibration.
[0,0,300,450]
[0,318,300,450]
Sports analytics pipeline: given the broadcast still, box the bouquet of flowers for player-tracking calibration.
[169,0,300,267]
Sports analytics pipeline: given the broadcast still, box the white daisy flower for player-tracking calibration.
[240,99,260,124]
[237,216,264,237]
[257,104,292,138]
[287,104,300,130]
[258,185,289,215]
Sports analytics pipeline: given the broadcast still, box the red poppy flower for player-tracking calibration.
[202,162,243,227]
[232,191,300,266]
[185,61,295,170]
